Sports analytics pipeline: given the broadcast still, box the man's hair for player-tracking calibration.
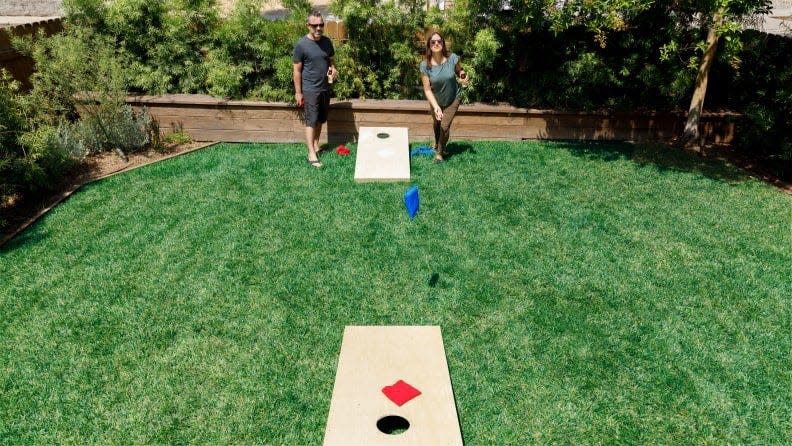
[307,10,323,22]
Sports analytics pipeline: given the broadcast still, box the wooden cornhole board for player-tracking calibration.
[323,326,463,446]
[353,127,411,182]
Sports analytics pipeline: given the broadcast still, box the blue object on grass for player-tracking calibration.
[404,185,420,220]
[410,145,434,157]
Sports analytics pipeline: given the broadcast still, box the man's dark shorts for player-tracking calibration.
[303,90,330,127]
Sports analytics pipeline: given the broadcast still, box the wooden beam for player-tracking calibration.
[126,95,737,145]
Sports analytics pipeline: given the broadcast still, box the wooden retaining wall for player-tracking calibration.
[128,94,738,145]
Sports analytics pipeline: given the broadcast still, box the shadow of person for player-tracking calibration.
[327,101,356,146]
[443,142,476,160]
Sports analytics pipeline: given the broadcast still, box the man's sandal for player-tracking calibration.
[307,158,323,169]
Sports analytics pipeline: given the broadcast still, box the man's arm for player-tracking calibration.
[293,61,304,106]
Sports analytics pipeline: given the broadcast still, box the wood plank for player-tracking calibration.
[135,106,299,120]
[149,115,304,132]
[175,129,303,143]
[324,326,463,446]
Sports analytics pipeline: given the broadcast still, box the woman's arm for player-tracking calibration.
[421,73,444,121]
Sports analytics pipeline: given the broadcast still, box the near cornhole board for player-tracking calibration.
[323,326,463,446]
[353,127,411,182]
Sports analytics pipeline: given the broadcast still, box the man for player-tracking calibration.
[293,11,337,169]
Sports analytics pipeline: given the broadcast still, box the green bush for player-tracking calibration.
[18,125,80,185]
[65,104,150,154]
[103,0,217,94]
[13,24,128,126]
[162,130,192,145]
[0,71,27,152]
[728,31,792,170]
[0,72,78,222]
[1,71,27,218]
[206,0,301,100]
[330,0,426,100]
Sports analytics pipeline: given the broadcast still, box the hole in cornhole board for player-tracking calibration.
[376,415,410,435]
[377,132,390,139]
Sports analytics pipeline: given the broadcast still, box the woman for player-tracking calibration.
[419,31,469,163]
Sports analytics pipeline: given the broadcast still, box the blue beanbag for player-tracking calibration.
[403,186,420,220]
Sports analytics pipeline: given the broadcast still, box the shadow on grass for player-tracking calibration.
[554,140,753,184]
[0,225,47,252]
[444,141,477,160]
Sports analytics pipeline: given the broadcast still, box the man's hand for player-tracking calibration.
[296,93,304,107]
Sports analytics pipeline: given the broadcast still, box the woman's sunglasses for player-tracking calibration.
[429,39,443,46]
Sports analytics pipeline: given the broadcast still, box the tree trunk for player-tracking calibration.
[681,14,722,150]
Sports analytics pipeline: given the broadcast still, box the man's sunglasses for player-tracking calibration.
[308,23,325,28]
[429,39,443,45]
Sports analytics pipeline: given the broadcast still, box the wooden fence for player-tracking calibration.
[0,18,63,89]
[127,94,737,145]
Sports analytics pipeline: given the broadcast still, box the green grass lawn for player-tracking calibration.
[1,141,790,445]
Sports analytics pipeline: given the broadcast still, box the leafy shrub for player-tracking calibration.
[1,71,27,217]
[0,72,79,220]
[206,0,301,100]
[18,125,80,183]
[13,24,128,126]
[330,0,426,100]
[462,27,502,104]
[0,71,27,151]
[104,0,217,94]
[728,31,792,172]
[67,104,150,154]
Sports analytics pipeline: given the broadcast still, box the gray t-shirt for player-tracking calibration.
[419,53,460,108]
[292,35,335,93]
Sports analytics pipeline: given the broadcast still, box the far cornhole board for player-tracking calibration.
[323,326,463,446]
[354,127,410,182]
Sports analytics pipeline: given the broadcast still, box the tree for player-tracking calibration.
[664,0,772,148]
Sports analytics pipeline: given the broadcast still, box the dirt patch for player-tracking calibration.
[0,141,215,246]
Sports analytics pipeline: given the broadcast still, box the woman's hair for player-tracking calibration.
[424,32,449,69]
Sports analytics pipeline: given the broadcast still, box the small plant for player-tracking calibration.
[67,103,150,158]
[161,131,192,145]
